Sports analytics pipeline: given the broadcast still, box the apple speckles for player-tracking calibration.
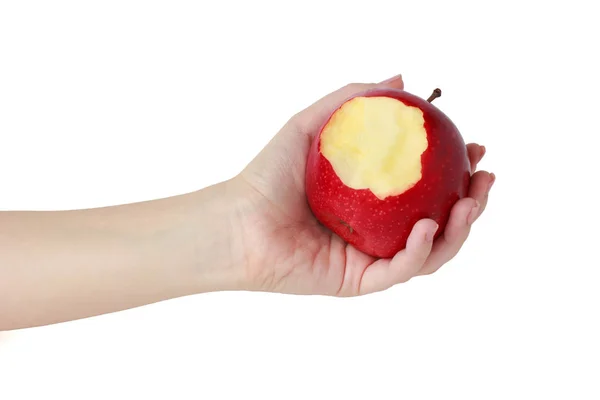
[305,88,470,258]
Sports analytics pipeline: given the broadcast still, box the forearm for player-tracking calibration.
[0,179,246,331]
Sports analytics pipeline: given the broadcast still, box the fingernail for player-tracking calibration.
[426,223,439,242]
[480,145,486,157]
[467,201,480,225]
[379,73,403,84]
[487,173,496,193]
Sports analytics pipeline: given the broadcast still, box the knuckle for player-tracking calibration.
[286,112,307,133]
[396,272,413,284]
[419,267,439,276]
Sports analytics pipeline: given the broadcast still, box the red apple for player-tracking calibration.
[305,88,471,258]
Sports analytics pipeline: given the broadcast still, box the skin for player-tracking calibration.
[0,75,494,331]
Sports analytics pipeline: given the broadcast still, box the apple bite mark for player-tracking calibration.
[305,87,470,258]
[319,96,428,200]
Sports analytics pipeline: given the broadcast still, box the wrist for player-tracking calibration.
[180,178,254,294]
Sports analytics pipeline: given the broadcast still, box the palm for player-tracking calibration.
[240,81,493,296]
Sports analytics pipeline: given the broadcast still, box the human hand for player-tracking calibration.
[236,75,494,296]
[0,74,492,330]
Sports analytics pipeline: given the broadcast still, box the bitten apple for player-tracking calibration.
[305,88,471,258]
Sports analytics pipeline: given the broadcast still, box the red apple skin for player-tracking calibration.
[305,88,471,259]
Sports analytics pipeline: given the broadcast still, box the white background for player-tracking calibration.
[1,1,599,399]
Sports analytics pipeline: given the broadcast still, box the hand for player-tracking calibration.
[236,75,494,296]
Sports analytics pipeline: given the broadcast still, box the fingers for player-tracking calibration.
[379,73,404,85]
[416,198,478,276]
[467,170,495,220]
[358,219,438,294]
[466,143,485,173]
[289,74,405,137]
[416,171,494,276]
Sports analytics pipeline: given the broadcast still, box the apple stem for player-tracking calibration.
[427,88,442,103]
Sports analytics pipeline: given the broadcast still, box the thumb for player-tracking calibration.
[290,74,405,137]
